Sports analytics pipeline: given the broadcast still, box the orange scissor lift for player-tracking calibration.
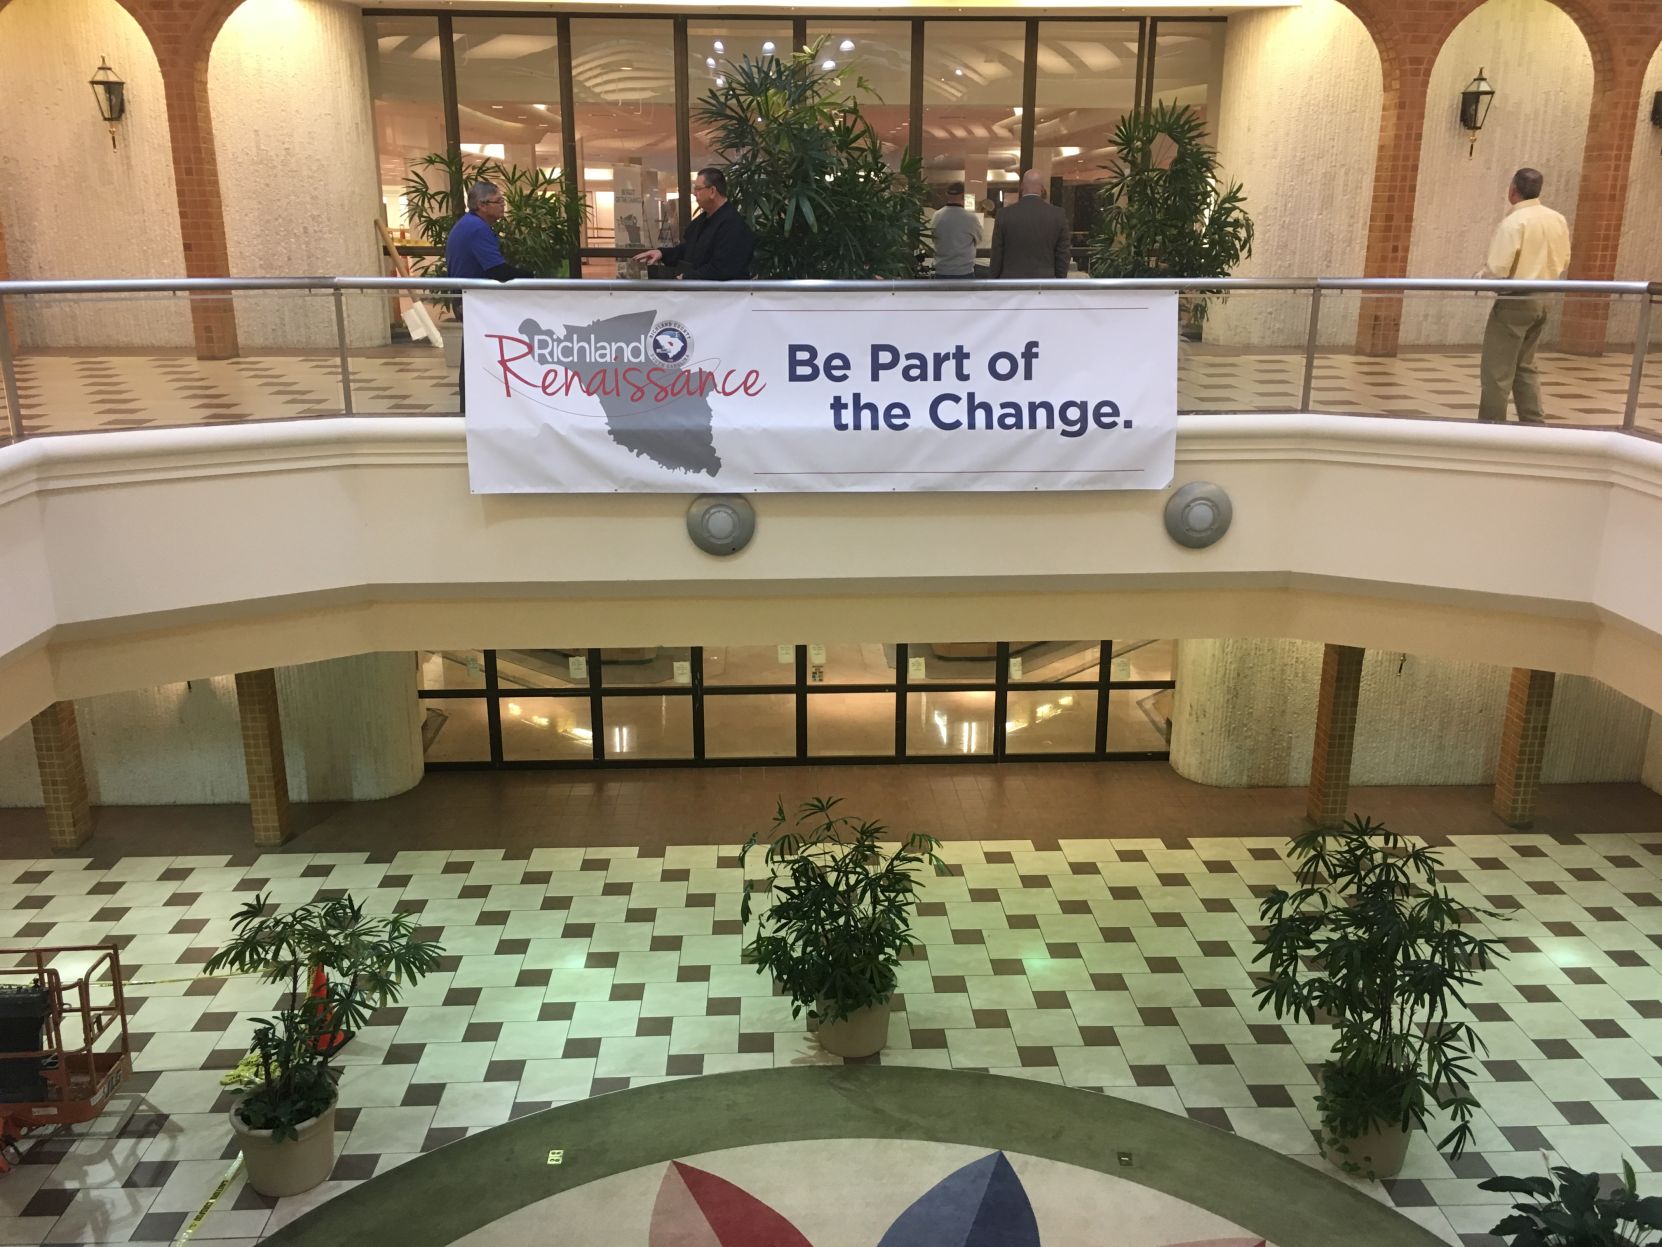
[0,945,133,1172]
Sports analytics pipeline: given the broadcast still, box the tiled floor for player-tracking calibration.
[3,342,1658,443]
[0,768,1659,1246]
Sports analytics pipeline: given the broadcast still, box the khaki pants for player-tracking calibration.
[1478,297,1548,424]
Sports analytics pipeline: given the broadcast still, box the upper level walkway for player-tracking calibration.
[0,276,1657,444]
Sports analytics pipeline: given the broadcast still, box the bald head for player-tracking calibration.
[1020,169,1044,197]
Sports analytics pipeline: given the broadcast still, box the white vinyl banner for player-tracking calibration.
[461,287,1177,493]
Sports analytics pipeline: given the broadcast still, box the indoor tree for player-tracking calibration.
[694,40,930,279]
[1088,101,1253,331]
[1253,817,1507,1174]
[401,153,586,280]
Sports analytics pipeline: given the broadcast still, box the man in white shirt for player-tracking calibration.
[931,182,982,280]
[1477,167,1571,424]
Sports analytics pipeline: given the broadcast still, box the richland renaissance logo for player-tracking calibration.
[488,314,763,403]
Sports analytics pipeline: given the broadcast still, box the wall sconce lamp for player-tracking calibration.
[1459,69,1494,158]
[89,57,126,150]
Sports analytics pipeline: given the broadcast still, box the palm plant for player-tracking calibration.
[695,40,930,279]
[1253,817,1507,1170]
[401,152,586,280]
[1088,101,1253,329]
[1481,1162,1662,1246]
[740,797,946,1023]
[205,893,443,1140]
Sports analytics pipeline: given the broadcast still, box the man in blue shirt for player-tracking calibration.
[445,180,530,410]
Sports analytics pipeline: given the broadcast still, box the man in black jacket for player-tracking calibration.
[633,167,754,280]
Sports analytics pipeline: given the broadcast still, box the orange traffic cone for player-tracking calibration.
[308,965,348,1054]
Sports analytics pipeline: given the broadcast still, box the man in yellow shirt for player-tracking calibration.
[1477,167,1571,424]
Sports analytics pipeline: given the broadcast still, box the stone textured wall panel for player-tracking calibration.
[0,652,421,805]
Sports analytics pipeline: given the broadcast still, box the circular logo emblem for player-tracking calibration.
[650,321,692,364]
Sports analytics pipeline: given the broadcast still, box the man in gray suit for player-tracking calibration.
[988,170,1070,279]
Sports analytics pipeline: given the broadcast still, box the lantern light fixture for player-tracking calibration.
[1459,69,1494,158]
[89,57,125,150]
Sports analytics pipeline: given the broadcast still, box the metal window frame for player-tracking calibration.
[416,642,1176,770]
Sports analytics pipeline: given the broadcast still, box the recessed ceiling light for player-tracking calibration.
[821,58,836,70]
[705,56,716,67]
[713,40,724,53]
[762,40,775,53]
[839,39,854,51]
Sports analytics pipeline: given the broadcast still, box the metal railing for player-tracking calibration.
[0,275,1656,447]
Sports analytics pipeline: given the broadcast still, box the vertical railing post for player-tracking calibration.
[0,293,25,443]
[332,287,354,416]
[1624,292,1654,431]
[1300,285,1323,413]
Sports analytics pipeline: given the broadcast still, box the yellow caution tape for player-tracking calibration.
[173,1153,244,1245]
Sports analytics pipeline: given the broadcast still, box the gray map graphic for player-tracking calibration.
[519,311,721,477]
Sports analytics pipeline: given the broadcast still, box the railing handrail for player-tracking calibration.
[0,275,1656,296]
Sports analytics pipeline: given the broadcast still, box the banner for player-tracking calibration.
[462,287,1177,493]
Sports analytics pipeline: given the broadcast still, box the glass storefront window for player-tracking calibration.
[906,690,995,757]
[810,644,893,685]
[807,693,894,756]
[365,16,447,241]
[1034,21,1139,250]
[1113,639,1174,683]
[704,694,796,758]
[570,18,678,274]
[601,695,693,758]
[805,20,912,164]
[501,696,594,761]
[496,649,590,691]
[1006,641,1099,684]
[687,20,792,175]
[599,646,693,688]
[1109,688,1171,752]
[1006,689,1097,754]
[704,646,795,686]
[453,19,563,180]
[421,697,490,762]
[1151,21,1226,124]
[922,21,1025,213]
[907,642,997,683]
[418,650,486,691]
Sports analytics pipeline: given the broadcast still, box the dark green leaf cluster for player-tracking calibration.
[402,152,587,280]
[1481,1162,1662,1246]
[205,894,445,1141]
[739,797,948,1024]
[1251,816,1507,1163]
[694,40,931,279]
[1088,101,1254,323]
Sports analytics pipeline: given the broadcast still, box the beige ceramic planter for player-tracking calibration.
[814,1001,891,1058]
[230,1099,337,1198]
[1322,1119,1413,1181]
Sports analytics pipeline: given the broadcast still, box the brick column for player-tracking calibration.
[1492,668,1555,828]
[1307,644,1365,828]
[235,670,290,847]
[1559,60,1648,355]
[158,56,239,360]
[1354,65,1433,358]
[30,703,93,853]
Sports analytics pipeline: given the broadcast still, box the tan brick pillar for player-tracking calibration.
[147,37,239,361]
[1307,644,1365,828]
[1354,65,1432,358]
[234,670,290,847]
[1559,61,1648,356]
[31,703,93,853]
[1492,668,1555,828]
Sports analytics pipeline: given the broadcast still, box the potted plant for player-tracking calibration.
[1252,817,1506,1179]
[1481,1162,1662,1245]
[401,153,587,365]
[204,893,443,1197]
[1087,101,1254,339]
[696,40,931,279]
[739,797,946,1058]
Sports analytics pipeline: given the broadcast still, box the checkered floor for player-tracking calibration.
[0,829,1658,1245]
[2,343,1657,443]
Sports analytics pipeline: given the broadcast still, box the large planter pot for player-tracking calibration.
[814,1001,891,1058]
[230,1099,337,1198]
[1322,1119,1413,1181]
